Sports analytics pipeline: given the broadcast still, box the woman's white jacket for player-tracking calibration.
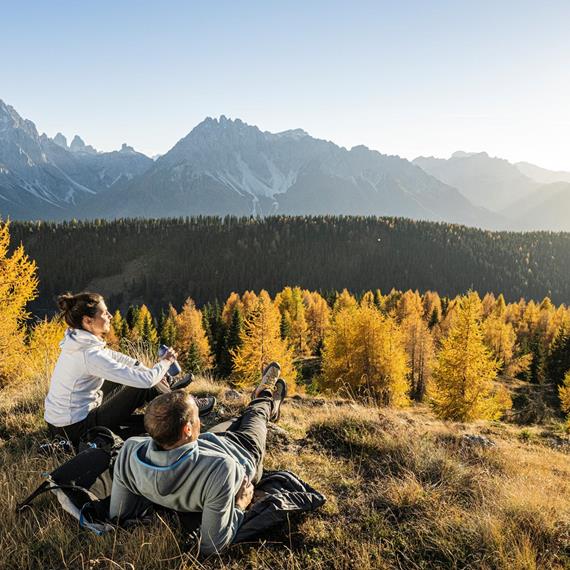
[44,328,170,427]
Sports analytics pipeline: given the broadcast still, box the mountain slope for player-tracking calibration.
[516,161,570,184]
[510,181,570,231]
[413,151,538,211]
[89,117,496,227]
[0,99,152,220]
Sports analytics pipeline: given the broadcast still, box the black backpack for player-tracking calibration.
[17,427,126,534]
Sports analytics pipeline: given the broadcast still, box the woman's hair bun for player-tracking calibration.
[57,291,103,330]
[57,292,76,313]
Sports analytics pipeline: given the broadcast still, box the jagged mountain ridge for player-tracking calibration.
[85,115,496,227]
[0,99,152,219]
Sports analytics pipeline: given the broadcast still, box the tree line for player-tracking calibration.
[8,215,570,317]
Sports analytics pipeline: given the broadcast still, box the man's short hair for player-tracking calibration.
[144,391,195,448]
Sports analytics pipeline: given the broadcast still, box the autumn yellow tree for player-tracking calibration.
[25,317,67,381]
[359,290,376,309]
[302,290,331,353]
[559,371,570,427]
[175,298,212,371]
[422,290,442,327]
[128,305,158,347]
[221,292,243,326]
[430,292,511,421]
[322,305,409,406]
[232,290,295,390]
[333,289,357,313]
[275,286,310,358]
[396,290,423,322]
[240,290,259,319]
[0,219,39,384]
[402,312,434,401]
[159,305,178,347]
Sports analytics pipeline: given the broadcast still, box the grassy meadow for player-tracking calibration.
[1,373,569,570]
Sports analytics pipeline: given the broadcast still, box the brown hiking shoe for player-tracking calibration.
[252,361,281,399]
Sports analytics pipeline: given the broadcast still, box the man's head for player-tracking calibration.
[144,392,200,449]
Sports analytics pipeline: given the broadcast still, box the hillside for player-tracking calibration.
[2,376,569,569]
[9,216,570,316]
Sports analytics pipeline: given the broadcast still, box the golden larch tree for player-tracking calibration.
[559,371,570,427]
[402,312,434,401]
[322,305,409,406]
[333,289,357,314]
[175,298,213,370]
[0,219,39,384]
[231,290,295,390]
[302,290,331,353]
[430,292,511,421]
[275,286,310,358]
[240,290,259,318]
[26,317,67,382]
[221,292,243,326]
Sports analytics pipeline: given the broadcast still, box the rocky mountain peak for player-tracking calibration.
[53,132,68,149]
[120,143,135,153]
[70,135,97,154]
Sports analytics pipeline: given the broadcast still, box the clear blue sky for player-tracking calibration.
[2,0,569,169]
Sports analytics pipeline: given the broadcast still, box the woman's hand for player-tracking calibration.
[160,347,178,363]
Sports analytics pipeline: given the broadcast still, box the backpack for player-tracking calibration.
[16,427,125,534]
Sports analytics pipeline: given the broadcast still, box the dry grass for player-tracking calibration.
[1,375,569,570]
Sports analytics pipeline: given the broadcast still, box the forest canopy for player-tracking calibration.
[8,215,570,316]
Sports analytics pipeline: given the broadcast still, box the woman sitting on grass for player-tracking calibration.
[44,291,215,448]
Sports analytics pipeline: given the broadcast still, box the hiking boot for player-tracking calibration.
[170,373,194,391]
[252,361,281,399]
[270,378,287,422]
[156,373,194,394]
[193,395,216,417]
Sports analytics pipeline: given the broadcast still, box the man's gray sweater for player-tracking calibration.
[110,433,257,556]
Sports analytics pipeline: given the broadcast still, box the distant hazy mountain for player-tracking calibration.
[413,151,570,230]
[508,181,570,231]
[516,161,570,185]
[86,116,495,227]
[413,151,539,211]
[0,99,152,220]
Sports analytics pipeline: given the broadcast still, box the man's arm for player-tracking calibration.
[109,471,152,522]
[200,461,246,557]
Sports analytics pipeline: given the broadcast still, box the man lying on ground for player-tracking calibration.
[109,362,286,557]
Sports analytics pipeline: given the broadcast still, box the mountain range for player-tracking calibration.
[1,98,569,230]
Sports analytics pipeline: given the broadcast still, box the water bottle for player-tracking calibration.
[158,344,182,377]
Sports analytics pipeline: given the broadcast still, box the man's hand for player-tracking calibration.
[235,475,254,511]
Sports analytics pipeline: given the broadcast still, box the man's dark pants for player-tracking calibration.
[212,390,273,483]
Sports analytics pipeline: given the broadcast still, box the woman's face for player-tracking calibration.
[82,300,112,338]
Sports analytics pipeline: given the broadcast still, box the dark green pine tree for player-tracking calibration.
[218,307,243,377]
[428,307,440,329]
[546,327,570,386]
[126,305,140,329]
[202,300,226,372]
[526,333,547,384]
[280,312,291,340]
[184,341,203,374]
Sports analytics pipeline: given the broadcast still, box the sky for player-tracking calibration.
[2,0,569,170]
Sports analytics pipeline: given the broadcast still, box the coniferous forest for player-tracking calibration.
[9,216,570,316]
